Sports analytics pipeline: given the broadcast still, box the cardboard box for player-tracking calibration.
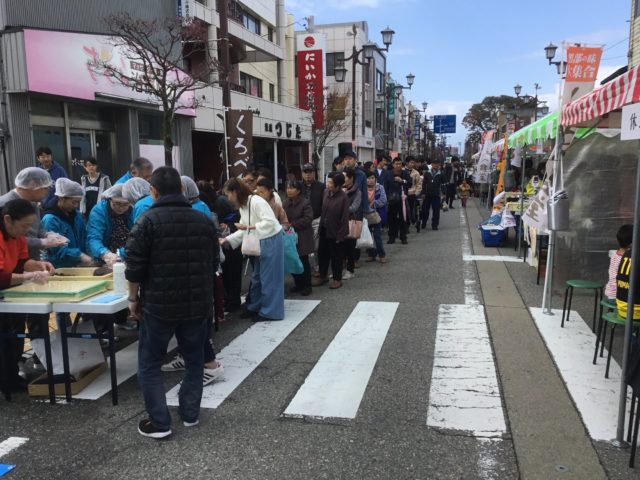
[28,362,107,397]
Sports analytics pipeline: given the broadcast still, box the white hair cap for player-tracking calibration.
[54,178,84,198]
[181,176,200,200]
[15,167,52,190]
[122,177,151,203]
[101,184,126,201]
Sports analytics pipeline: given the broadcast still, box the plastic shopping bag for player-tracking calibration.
[284,232,304,274]
[356,219,374,249]
[241,231,261,256]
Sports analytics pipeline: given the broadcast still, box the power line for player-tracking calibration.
[604,37,629,51]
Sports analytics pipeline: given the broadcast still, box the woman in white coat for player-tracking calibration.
[220,178,284,321]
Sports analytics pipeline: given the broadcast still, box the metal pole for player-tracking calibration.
[613,151,640,447]
[273,139,279,193]
[222,107,230,180]
[351,45,357,145]
[517,144,526,258]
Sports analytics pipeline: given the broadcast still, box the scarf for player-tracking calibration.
[108,204,130,253]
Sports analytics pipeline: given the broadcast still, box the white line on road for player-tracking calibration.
[0,437,28,459]
[529,308,631,441]
[460,208,481,305]
[167,299,320,409]
[463,255,522,263]
[283,301,399,420]
[73,337,177,400]
[427,304,506,438]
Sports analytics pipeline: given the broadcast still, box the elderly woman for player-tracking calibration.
[314,172,349,290]
[220,178,284,321]
[256,177,288,225]
[342,168,362,279]
[283,180,313,296]
[123,177,152,223]
[0,199,55,393]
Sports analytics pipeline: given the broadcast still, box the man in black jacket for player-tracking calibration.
[126,167,219,439]
[301,163,325,271]
[385,157,411,244]
[421,159,445,230]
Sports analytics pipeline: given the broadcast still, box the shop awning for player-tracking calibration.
[508,112,558,148]
[561,63,640,127]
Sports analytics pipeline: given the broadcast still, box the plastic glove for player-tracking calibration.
[24,271,50,285]
[102,252,118,267]
[42,232,69,248]
[79,253,94,265]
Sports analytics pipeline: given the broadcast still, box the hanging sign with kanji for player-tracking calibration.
[296,33,326,129]
[227,110,253,178]
[561,45,603,107]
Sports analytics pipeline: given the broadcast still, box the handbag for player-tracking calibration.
[241,196,261,256]
[347,219,363,239]
[365,210,381,225]
[356,218,374,248]
[284,231,304,274]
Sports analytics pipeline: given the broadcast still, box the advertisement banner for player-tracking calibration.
[227,110,253,178]
[522,179,551,232]
[561,46,603,106]
[476,130,494,184]
[296,34,326,129]
[387,82,396,120]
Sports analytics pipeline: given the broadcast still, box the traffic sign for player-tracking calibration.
[433,115,456,134]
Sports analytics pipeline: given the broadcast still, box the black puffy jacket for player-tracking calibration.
[125,194,219,324]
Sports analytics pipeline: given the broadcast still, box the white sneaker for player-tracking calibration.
[183,419,199,427]
[342,271,355,280]
[161,354,185,372]
[203,362,224,386]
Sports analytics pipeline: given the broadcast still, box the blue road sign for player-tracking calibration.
[433,115,456,134]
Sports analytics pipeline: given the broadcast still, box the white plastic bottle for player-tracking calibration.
[112,261,126,294]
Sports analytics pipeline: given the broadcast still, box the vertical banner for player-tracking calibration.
[561,46,603,106]
[387,82,396,120]
[495,133,508,196]
[296,33,326,129]
[476,130,494,184]
[227,110,253,178]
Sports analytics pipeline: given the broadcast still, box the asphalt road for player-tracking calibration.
[3,204,520,480]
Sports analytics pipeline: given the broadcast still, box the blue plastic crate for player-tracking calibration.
[481,228,505,247]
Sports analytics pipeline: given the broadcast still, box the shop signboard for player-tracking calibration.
[296,33,326,129]
[433,115,456,134]
[227,110,253,178]
[561,45,603,107]
[621,103,640,141]
[23,29,196,116]
[387,82,396,120]
[176,0,194,19]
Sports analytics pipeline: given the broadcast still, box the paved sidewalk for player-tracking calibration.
[465,198,608,480]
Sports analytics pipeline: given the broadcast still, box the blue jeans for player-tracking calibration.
[367,223,385,259]
[138,315,207,428]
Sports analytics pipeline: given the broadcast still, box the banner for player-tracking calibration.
[476,130,494,184]
[511,145,522,168]
[387,82,396,120]
[522,179,551,232]
[227,110,253,178]
[495,133,508,195]
[561,46,603,107]
[296,34,326,129]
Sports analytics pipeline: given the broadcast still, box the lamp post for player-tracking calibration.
[411,102,428,158]
[375,78,413,153]
[333,25,397,152]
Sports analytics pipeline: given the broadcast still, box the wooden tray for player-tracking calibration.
[53,267,113,281]
[1,280,109,303]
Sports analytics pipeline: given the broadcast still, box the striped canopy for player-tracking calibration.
[508,111,558,148]
[561,64,640,127]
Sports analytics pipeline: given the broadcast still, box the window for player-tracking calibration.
[240,72,263,97]
[376,109,384,130]
[326,52,345,76]
[636,0,640,17]
[268,27,274,42]
[376,70,384,92]
[269,83,275,102]
[243,12,261,34]
[138,113,163,144]
[363,63,370,84]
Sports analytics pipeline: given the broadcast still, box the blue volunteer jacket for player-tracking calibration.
[132,195,154,222]
[115,171,133,185]
[86,200,133,259]
[41,207,87,268]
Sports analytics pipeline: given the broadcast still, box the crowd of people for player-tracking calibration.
[0,146,470,438]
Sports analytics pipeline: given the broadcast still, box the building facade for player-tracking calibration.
[630,0,640,67]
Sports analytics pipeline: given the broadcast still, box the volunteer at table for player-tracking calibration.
[0,199,55,393]
[221,178,284,321]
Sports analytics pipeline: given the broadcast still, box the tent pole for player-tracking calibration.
[517,146,526,258]
[612,153,640,447]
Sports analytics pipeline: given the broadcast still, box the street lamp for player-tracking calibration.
[544,42,567,77]
[334,24,397,148]
[514,84,522,97]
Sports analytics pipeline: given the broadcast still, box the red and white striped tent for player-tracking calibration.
[561,64,640,127]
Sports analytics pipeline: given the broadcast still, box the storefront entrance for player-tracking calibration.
[69,129,115,181]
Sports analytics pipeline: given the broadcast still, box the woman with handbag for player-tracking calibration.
[314,172,349,290]
[342,168,362,279]
[283,180,313,296]
[220,179,284,321]
[365,171,387,263]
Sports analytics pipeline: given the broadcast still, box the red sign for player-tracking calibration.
[566,46,602,82]
[303,36,315,48]
[297,49,324,128]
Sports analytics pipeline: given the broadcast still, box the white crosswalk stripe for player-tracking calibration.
[166,299,320,409]
[283,301,399,420]
[427,304,507,438]
[0,437,28,459]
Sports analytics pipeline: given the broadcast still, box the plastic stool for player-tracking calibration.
[560,279,603,331]
[593,298,617,364]
[599,311,640,378]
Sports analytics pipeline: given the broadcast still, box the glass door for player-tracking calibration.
[69,129,92,182]
[94,130,115,181]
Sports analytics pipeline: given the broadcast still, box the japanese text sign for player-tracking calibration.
[566,47,602,82]
[296,34,326,129]
[227,110,253,178]
[621,103,640,141]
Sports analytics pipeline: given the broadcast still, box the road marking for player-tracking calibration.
[73,338,177,400]
[167,299,320,409]
[529,308,631,441]
[0,437,28,459]
[427,304,506,438]
[460,208,481,305]
[463,255,522,263]
[283,301,399,420]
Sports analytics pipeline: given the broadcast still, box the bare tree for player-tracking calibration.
[99,13,221,166]
[307,88,351,168]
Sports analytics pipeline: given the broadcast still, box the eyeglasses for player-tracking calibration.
[110,200,131,209]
